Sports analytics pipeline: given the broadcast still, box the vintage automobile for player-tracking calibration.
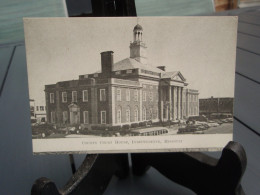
[129,127,169,136]
[178,124,205,134]
[31,124,55,138]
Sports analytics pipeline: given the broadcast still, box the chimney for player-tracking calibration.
[157,66,166,71]
[101,51,114,77]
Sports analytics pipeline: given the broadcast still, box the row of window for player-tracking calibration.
[116,107,158,124]
[50,110,106,124]
[189,105,198,116]
[189,94,198,102]
[50,107,158,125]
[36,106,45,111]
[116,89,154,102]
[50,88,156,103]
[49,89,106,103]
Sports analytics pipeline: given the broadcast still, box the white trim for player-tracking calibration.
[112,87,115,125]
[101,111,106,124]
[117,109,121,124]
[149,91,153,101]
[72,91,77,102]
[143,91,146,101]
[100,89,106,101]
[83,111,89,124]
[62,92,67,103]
[134,89,138,101]
[50,93,54,103]
[126,108,130,123]
[117,88,121,101]
[143,107,146,120]
[134,107,139,122]
[62,111,68,124]
[126,89,130,101]
[50,111,55,123]
[83,90,88,102]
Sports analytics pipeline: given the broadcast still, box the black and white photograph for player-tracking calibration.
[24,17,237,154]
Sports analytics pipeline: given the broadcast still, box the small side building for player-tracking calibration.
[199,97,234,116]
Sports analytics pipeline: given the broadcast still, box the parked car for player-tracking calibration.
[187,116,208,123]
[32,124,55,138]
[207,121,220,127]
[226,118,233,123]
[178,125,204,134]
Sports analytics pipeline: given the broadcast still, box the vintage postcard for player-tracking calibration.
[24,17,237,154]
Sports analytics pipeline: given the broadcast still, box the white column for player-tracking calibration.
[111,87,115,125]
[160,88,164,121]
[168,86,172,120]
[180,87,183,119]
[173,86,177,120]
[140,88,142,121]
[177,87,181,119]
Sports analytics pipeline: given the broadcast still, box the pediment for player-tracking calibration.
[172,72,186,82]
[68,103,78,108]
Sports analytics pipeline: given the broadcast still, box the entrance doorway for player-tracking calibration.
[68,103,80,125]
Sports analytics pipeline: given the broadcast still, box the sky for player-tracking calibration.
[24,17,237,105]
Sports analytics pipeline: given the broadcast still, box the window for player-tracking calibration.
[62,111,68,124]
[126,70,132,74]
[115,71,121,75]
[94,74,98,77]
[83,111,89,124]
[50,93,54,103]
[117,89,121,101]
[90,78,95,85]
[154,108,158,119]
[40,106,44,111]
[149,92,153,101]
[134,90,138,101]
[100,89,106,101]
[126,107,130,122]
[126,89,130,101]
[142,107,146,120]
[36,106,39,111]
[83,90,88,102]
[117,109,121,123]
[62,92,67,103]
[134,107,139,122]
[143,91,146,101]
[101,111,106,124]
[72,91,77,102]
[149,108,153,119]
[50,111,55,123]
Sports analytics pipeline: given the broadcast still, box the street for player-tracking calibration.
[203,123,233,134]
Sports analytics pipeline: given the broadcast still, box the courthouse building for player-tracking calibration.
[45,24,199,128]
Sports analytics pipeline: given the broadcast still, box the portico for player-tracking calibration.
[159,71,188,122]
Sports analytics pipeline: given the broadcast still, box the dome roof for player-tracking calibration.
[133,24,143,31]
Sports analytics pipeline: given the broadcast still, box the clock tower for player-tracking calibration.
[130,24,147,65]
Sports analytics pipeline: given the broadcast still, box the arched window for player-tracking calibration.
[126,106,130,123]
[117,107,121,124]
[142,107,146,120]
[134,106,139,122]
